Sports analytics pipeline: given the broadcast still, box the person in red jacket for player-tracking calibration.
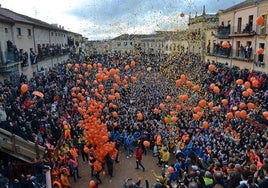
[135,145,145,171]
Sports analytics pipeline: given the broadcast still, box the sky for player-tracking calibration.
[1,0,246,40]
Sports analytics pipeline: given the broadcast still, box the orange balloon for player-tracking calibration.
[159,103,166,111]
[208,64,215,72]
[180,74,187,82]
[226,112,233,119]
[193,113,200,120]
[202,121,209,129]
[213,86,220,94]
[221,99,228,106]
[89,180,96,188]
[236,79,243,85]
[210,83,215,89]
[244,81,251,89]
[137,112,143,120]
[252,80,259,88]
[143,141,150,147]
[186,81,193,87]
[192,85,201,91]
[263,111,268,118]
[234,111,241,117]
[171,116,178,123]
[98,84,104,91]
[247,88,254,95]
[170,111,176,116]
[21,84,28,94]
[176,104,182,111]
[112,111,118,118]
[222,41,230,49]
[164,117,170,124]
[114,92,121,99]
[67,63,72,68]
[124,65,130,71]
[113,83,119,89]
[247,103,255,109]
[166,95,172,102]
[240,110,247,119]
[256,16,264,26]
[74,67,79,72]
[239,102,246,109]
[130,60,136,67]
[167,166,174,173]
[242,91,249,97]
[257,48,264,55]
[153,108,159,114]
[131,76,137,83]
[198,100,207,108]
[208,102,214,108]
[175,79,181,87]
[193,106,201,113]
[179,94,188,101]
[213,106,220,112]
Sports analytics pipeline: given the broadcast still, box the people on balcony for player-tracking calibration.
[239,44,245,58]
[245,44,252,59]
[30,48,38,65]
[21,51,29,67]
[243,23,252,33]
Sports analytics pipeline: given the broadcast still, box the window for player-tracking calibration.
[27,29,31,36]
[124,42,127,46]
[4,28,8,33]
[237,17,242,33]
[248,15,253,31]
[260,15,267,35]
[117,42,121,47]
[17,28,21,35]
[130,42,132,46]
[51,32,54,36]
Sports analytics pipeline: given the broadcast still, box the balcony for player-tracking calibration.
[231,49,254,62]
[206,47,255,62]
[0,127,45,162]
[214,25,231,39]
[230,24,256,37]
[0,51,20,73]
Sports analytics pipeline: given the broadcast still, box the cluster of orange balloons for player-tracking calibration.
[67,60,139,177]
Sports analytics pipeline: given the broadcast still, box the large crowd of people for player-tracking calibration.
[0,51,267,188]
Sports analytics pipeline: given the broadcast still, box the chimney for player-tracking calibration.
[0,4,2,8]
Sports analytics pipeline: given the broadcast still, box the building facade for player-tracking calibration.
[205,0,268,73]
[0,5,85,83]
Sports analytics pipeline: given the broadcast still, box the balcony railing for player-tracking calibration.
[230,24,257,36]
[214,25,231,38]
[206,48,255,61]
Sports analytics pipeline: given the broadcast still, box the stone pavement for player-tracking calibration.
[70,148,176,188]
